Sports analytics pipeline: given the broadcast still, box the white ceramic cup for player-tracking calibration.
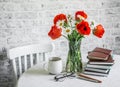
[44,57,62,74]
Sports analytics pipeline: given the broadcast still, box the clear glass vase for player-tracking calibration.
[65,39,83,73]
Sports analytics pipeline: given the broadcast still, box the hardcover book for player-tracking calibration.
[87,47,112,60]
[86,64,111,69]
[92,47,112,55]
[88,55,114,65]
[83,69,110,77]
[84,67,110,73]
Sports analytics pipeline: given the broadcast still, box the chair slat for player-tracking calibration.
[39,53,43,62]
[36,53,40,64]
[24,55,27,72]
[18,57,22,76]
[30,54,33,67]
[12,59,17,80]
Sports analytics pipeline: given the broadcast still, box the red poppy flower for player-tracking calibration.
[75,11,87,20]
[53,14,67,24]
[48,25,62,40]
[76,21,91,35]
[93,24,105,38]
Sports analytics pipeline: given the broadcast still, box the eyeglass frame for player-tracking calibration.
[54,72,76,82]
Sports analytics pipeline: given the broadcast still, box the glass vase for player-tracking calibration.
[65,39,83,73]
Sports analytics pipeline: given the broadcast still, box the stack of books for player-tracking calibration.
[83,47,114,77]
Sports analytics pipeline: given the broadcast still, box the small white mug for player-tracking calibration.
[44,57,62,74]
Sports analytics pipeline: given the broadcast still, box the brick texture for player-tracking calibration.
[0,0,120,86]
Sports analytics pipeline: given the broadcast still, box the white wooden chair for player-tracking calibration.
[8,43,53,84]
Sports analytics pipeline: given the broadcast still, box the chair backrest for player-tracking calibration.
[8,43,53,80]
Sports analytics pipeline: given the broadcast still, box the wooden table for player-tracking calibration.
[17,55,120,87]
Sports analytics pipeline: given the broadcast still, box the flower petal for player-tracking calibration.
[48,25,62,40]
[76,21,91,35]
[93,24,105,38]
[75,11,87,20]
[53,14,67,24]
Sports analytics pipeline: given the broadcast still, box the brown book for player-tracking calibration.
[92,47,112,55]
[87,47,112,60]
[88,55,114,65]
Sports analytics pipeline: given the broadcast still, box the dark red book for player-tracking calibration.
[87,47,112,60]
[92,47,112,55]
[88,55,114,65]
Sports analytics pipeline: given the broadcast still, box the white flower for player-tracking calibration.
[77,15,85,20]
[62,27,72,35]
[89,20,97,29]
[56,20,65,28]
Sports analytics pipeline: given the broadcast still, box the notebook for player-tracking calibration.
[86,64,111,69]
[84,67,110,73]
[88,55,114,65]
[87,47,112,60]
[83,69,110,77]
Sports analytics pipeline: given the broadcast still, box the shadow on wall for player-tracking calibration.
[0,47,8,60]
[0,48,16,87]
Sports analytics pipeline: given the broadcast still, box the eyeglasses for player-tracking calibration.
[54,72,76,82]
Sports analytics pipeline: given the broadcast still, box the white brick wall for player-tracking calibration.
[0,0,120,58]
[0,0,120,86]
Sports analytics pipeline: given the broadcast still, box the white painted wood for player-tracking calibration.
[12,59,17,80]
[18,57,22,76]
[17,55,120,87]
[39,53,43,61]
[8,43,53,60]
[24,56,27,72]
[36,53,40,63]
[8,43,53,80]
[30,54,33,67]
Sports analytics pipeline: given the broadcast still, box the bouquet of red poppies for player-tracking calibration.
[48,11,105,73]
[48,11,105,40]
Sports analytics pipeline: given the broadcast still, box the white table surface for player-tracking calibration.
[17,55,120,87]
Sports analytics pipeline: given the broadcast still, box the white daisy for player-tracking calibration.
[89,20,97,29]
[56,20,65,29]
[62,27,72,35]
[77,15,85,20]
